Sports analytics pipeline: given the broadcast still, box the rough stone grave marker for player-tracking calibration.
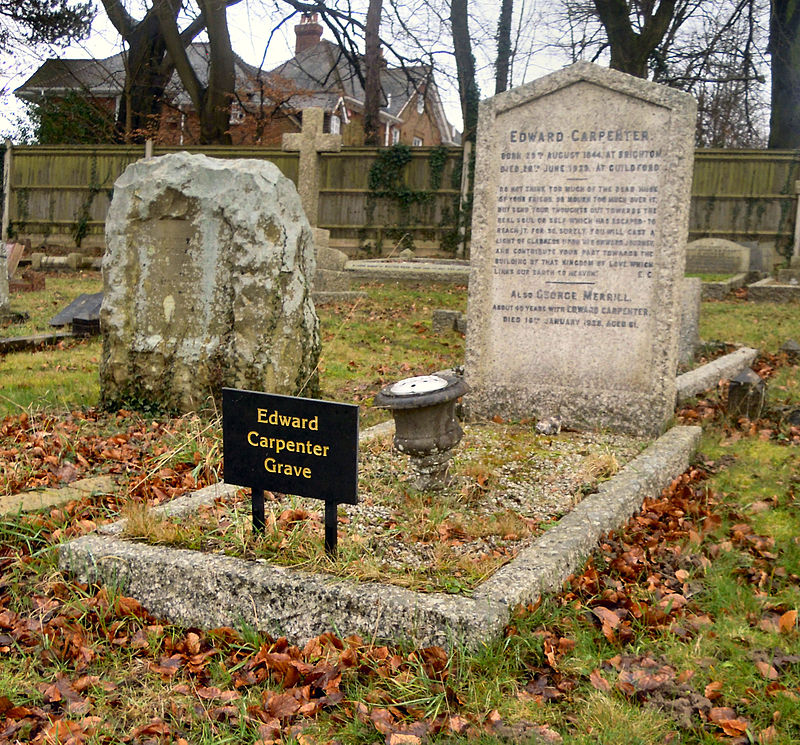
[100,152,320,413]
[465,63,696,435]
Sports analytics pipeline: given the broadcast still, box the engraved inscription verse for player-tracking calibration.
[487,85,666,389]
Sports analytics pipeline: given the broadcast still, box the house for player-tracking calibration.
[264,13,459,147]
[15,14,459,147]
[14,44,266,144]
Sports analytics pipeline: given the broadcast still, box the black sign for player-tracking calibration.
[222,388,359,504]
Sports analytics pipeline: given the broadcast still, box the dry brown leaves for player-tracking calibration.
[0,408,218,501]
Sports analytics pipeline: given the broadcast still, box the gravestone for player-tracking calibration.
[50,292,103,327]
[465,63,696,436]
[685,238,750,275]
[678,278,702,366]
[100,152,320,413]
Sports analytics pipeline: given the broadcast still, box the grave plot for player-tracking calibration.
[59,420,699,649]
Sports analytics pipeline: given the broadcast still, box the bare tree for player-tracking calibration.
[155,0,240,144]
[363,0,383,145]
[450,0,479,141]
[550,0,768,146]
[592,0,676,78]
[100,0,242,142]
[495,0,513,94]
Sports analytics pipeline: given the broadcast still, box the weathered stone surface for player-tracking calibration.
[0,476,114,517]
[748,277,800,302]
[0,243,9,315]
[465,63,696,436]
[345,260,470,284]
[59,424,699,649]
[686,238,750,275]
[679,278,701,366]
[727,368,766,420]
[474,426,701,610]
[675,346,758,402]
[432,309,462,334]
[701,273,747,300]
[100,152,320,413]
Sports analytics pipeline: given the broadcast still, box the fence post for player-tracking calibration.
[793,180,800,267]
[145,139,154,159]
[1,139,11,242]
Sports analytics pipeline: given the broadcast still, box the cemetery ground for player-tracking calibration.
[1,274,800,745]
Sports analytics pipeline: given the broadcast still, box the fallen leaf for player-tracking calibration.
[756,661,779,680]
[370,708,395,734]
[387,734,421,745]
[589,669,612,692]
[448,715,470,734]
[778,609,797,634]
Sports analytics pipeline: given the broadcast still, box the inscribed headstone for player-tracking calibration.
[100,152,320,413]
[465,62,696,435]
[685,238,749,275]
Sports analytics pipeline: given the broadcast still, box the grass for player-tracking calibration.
[685,272,738,282]
[118,425,642,594]
[699,297,800,353]
[1,276,800,743]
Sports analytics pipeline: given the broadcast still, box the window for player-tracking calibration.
[330,114,341,134]
[413,136,423,147]
[416,95,424,114]
[392,128,400,145]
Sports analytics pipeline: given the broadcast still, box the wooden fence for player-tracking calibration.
[2,142,798,260]
[0,143,463,256]
[691,149,800,258]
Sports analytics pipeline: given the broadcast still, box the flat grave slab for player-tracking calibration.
[59,425,700,649]
[49,292,103,327]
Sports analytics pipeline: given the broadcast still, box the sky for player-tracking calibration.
[0,0,567,141]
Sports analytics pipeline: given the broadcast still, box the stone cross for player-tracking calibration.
[282,107,341,227]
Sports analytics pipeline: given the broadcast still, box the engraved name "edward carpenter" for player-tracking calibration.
[509,129,649,143]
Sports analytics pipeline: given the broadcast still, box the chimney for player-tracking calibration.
[295,13,323,54]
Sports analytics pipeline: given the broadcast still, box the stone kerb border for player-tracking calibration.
[675,347,758,403]
[747,277,800,303]
[59,425,700,649]
[700,274,748,300]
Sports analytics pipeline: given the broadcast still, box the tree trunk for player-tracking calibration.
[363,0,383,146]
[199,0,235,144]
[450,0,479,143]
[768,0,800,148]
[156,0,236,144]
[115,12,172,142]
[495,0,513,94]
[593,0,676,78]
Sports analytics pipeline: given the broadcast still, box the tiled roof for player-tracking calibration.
[15,43,253,102]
